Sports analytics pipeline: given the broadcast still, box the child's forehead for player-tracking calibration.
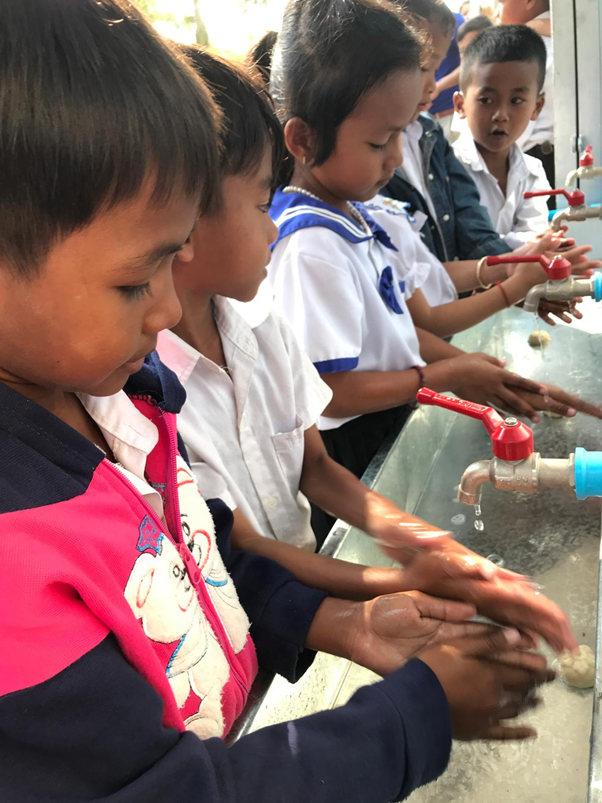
[468,59,540,91]
[349,69,423,127]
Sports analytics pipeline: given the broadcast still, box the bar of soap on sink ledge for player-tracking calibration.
[559,645,595,689]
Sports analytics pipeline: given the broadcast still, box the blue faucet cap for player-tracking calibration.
[575,447,602,499]
[593,272,602,303]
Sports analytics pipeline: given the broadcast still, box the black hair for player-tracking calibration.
[271,0,422,166]
[0,0,220,277]
[181,47,286,199]
[460,24,547,91]
[457,15,493,44]
[247,31,279,88]
[396,0,456,37]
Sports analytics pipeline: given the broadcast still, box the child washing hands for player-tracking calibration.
[267,0,601,488]
[159,46,576,656]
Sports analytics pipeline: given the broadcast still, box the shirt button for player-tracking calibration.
[445,175,450,182]
[443,214,450,222]
[428,173,434,180]
[265,497,278,510]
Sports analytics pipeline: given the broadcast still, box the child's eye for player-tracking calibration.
[511,97,526,105]
[368,142,387,151]
[477,97,493,105]
[259,203,271,213]
[118,282,152,300]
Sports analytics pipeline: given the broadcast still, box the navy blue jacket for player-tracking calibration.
[0,357,452,803]
[382,113,512,263]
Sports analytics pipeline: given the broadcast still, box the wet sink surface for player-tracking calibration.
[240,305,602,803]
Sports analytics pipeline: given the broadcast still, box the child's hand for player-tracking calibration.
[550,243,601,278]
[347,591,489,676]
[451,354,546,419]
[419,628,555,741]
[402,549,578,655]
[513,383,602,422]
[537,298,583,326]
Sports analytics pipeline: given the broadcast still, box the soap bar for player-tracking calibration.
[559,645,595,689]
[528,330,551,348]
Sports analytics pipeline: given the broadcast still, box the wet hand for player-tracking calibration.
[419,628,555,740]
[537,298,583,326]
[514,383,602,422]
[403,549,577,654]
[347,591,490,676]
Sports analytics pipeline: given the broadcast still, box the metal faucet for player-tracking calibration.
[523,188,602,231]
[565,146,602,186]
[416,388,602,506]
[486,253,602,313]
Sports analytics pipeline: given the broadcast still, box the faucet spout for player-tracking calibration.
[458,454,576,506]
[523,283,547,313]
[523,277,596,312]
[565,165,602,186]
[551,205,602,231]
[458,460,492,506]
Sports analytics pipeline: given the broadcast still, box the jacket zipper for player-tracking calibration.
[160,408,250,694]
[103,429,249,695]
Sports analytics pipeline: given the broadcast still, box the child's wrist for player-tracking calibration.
[305,597,361,659]
[479,259,506,288]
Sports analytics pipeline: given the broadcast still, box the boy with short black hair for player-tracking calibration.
[498,0,554,184]
[453,25,551,249]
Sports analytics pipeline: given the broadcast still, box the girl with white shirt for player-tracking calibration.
[158,47,584,645]
[269,0,599,483]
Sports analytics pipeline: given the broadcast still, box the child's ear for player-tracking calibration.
[531,92,545,121]
[284,117,316,165]
[453,90,466,119]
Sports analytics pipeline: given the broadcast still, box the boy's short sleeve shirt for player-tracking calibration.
[453,131,550,247]
[157,299,332,551]
[268,191,428,430]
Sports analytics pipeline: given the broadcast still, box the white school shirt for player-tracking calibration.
[268,190,428,431]
[368,196,458,307]
[401,120,439,223]
[453,130,550,249]
[78,390,163,518]
[156,296,333,552]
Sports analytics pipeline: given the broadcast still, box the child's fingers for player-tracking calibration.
[502,372,546,395]
[482,724,537,740]
[493,388,540,420]
[543,386,602,419]
[514,389,573,418]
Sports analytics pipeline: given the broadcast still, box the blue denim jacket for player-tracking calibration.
[381,113,511,263]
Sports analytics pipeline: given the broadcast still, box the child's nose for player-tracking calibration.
[492,105,510,121]
[145,271,183,334]
[388,134,404,170]
[267,215,279,246]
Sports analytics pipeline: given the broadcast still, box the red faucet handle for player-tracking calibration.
[417,388,534,461]
[524,188,586,207]
[580,146,594,167]
[486,254,571,280]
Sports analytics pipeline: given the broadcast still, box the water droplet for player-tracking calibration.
[486,554,505,567]
[474,519,485,531]
[474,503,482,517]
[453,484,460,492]
[451,514,466,526]
[531,582,544,596]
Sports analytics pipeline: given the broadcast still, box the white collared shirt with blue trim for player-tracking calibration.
[268,189,429,431]
[453,130,551,250]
